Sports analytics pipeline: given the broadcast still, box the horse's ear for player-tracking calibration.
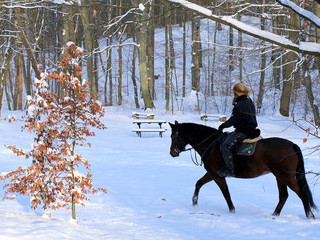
[169,121,179,129]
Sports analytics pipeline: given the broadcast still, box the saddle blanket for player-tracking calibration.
[234,142,257,156]
[234,136,262,156]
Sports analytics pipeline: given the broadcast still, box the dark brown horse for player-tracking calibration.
[169,121,317,219]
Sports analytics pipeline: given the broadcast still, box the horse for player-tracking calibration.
[169,121,317,219]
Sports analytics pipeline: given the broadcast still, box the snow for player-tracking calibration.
[138,3,145,12]
[1,106,320,240]
[51,0,74,5]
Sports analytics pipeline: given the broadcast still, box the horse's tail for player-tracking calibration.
[293,143,317,210]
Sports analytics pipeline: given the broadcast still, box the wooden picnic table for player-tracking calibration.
[132,112,155,119]
[200,114,226,122]
[132,119,167,137]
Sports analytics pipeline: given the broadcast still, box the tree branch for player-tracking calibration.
[166,0,320,56]
[17,29,41,79]
[275,0,320,28]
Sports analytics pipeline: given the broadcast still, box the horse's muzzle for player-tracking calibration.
[170,148,180,157]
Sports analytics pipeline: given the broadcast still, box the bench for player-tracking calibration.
[132,128,167,137]
[132,112,155,119]
[132,119,167,137]
[200,114,226,122]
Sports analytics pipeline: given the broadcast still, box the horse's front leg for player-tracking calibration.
[213,175,235,213]
[192,172,214,205]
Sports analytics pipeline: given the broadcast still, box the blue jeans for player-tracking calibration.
[220,132,247,169]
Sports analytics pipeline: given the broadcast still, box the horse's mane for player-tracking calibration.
[179,122,216,133]
[178,122,222,158]
[178,122,219,141]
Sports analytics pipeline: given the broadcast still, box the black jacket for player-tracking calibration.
[220,95,259,138]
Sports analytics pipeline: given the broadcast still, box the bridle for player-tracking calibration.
[171,130,222,166]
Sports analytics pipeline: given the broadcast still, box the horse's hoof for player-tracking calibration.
[229,208,235,213]
[192,196,198,206]
[307,212,315,220]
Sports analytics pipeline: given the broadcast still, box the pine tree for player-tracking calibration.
[1,43,107,220]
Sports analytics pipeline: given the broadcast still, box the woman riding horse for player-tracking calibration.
[169,122,317,219]
[218,82,260,177]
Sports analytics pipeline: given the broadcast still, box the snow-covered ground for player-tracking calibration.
[1,106,320,240]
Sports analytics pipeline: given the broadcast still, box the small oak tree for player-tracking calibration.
[1,43,107,220]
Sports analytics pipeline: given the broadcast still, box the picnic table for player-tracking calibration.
[200,114,227,122]
[132,112,155,119]
[132,119,167,137]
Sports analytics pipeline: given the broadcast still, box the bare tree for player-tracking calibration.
[191,14,201,92]
[135,1,154,109]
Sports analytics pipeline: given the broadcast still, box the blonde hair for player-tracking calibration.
[233,83,249,96]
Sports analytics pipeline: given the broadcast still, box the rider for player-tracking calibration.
[217,82,260,177]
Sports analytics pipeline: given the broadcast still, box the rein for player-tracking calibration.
[190,148,202,166]
[173,147,202,166]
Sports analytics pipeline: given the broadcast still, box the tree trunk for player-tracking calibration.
[117,40,122,105]
[279,1,300,117]
[148,0,155,100]
[191,14,201,92]
[108,41,113,106]
[79,0,97,99]
[0,56,5,115]
[237,14,243,84]
[229,26,234,73]
[62,4,71,45]
[105,4,113,106]
[280,51,295,117]
[165,17,170,111]
[168,13,176,113]
[302,59,320,126]
[0,66,3,115]
[14,7,24,110]
[271,14,281,89]
[304,74,320,126]
[131,38,140,109]
[6,63,13,110]
[117,0,123,105]
[14,53,23,110]
[315,3,320,72]
[257,3,266,113]
[138,3,154,109]
[182,13,186,98]
[169,15,177,99]
[16,15,41,80]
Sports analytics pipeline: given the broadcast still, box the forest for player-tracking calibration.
[0,0,320,125]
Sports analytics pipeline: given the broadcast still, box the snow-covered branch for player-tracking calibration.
[166,0,320,56]
[276,0,320,28]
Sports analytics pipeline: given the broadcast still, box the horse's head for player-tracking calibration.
[169,121,188,157]
[169,121,222,158]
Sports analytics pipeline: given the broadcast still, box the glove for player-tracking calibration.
[218,124,225,132]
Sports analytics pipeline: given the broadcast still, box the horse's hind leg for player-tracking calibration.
[285,176,315,219]
[192,172,214,205]
[272,178,288,216]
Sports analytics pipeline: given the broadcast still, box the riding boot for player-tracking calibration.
[217,152,235,177]
[217,132,246,177]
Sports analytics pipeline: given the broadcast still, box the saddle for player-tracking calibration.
[234,136,263,156]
